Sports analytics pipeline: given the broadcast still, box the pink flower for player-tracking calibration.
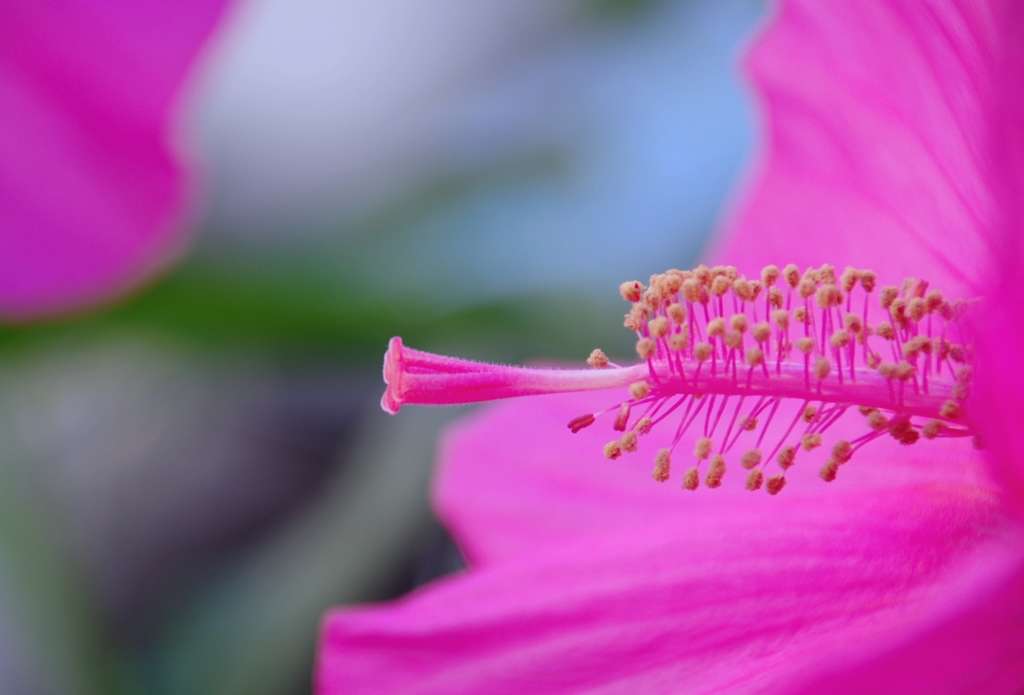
[318,1,1024,692]
[0,0,232,319]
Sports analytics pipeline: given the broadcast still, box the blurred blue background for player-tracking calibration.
[0,1,763,692]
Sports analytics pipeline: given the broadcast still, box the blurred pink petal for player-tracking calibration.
[0,0,232,318]
[319,0,1024,692]
[974,1,1024,505]
[712,1,1001,301]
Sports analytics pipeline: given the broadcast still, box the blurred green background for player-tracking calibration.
[0,0,763,693]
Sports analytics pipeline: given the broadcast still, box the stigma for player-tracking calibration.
[381,263,978,495]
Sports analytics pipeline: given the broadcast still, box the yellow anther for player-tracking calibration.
[762,265,781,286]
[794,306,807,323]
[907,297,926,322]
[667,303,686,324]
[829,329,851,349]
[724,330,743,350]
[889,419,920,445]
[652,449,671,482]
[880,286,899,309]
[840,266,859,292]
[796,337,815,355]
[624,313,643,331]
[712,265,738,282]
[741,416,758,431]
[832,440,853,463]
[956,365,974,383]
[802,406,818,423]
[682,467,700,491]
[711,275,731,297]
[953,382,971,400]
[815,264,837,285]
[922,420,943,439]
[769,286,784,309]
[668,333,689,351]
[620,431,638,453]
[705,454,726,488]
[903,336,931,360]
[643,287,661,310]
[745,347,765,367]
[814,357,832,381]
[707,317,726,338]
[630,302,651,323]
[587,349,610,368]
[694,437,714,460]
[925,289,944,312]
[940,400,962,420]
[634,417,653,434]
[765,474,787,495]
[740,449,762,469]
[895,361,916,382]
[819,459,839,482]
[603,441,623,460]
[648,317,669,339]
[799,277,817,299]
[749,281,764,302]
[619,280,644,302]
[681,278,702,303]
[752,322,772,343]
[949,344,966,362]
[859,270,877,293]
[876,322,895,341]
[783,263,801,288]
[730,314,749,333]
[694,342,713,362]
[649,274,669,299]
[877,362,898,379]
[636,338,656,360]
[693,265,711,286]
[745,470,764,491]
[857,405,877,416]
[772,309,790,330]
[867,410,889,432]
[732,279,753,302]
[630,381,651,399]
[816,284,843,309]
[801,432,823,451]
[777,445,796,469]
[891,298,909,328]
[844,313,863,333]
[661,273,683,295]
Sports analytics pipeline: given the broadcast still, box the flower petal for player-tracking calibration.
[711,0,1001,299]
[0,0,231,318]
[435,391,995,569]
[974,1,1024,507]
[319,477,1016,694]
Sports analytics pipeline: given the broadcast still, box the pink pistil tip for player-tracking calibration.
[381,263,980,494]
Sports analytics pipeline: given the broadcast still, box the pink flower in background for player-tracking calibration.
[0,0,233,319]
[318,1,1024,693]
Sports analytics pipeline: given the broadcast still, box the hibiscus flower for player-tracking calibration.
[317,1,1024,692]
[0,0,232,319]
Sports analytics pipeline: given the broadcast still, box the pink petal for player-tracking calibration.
[435,391,995,569]
[319,474,1017,694]
[0,0,232,318]
[974,1,1024,506]
[711,0,1001,300]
